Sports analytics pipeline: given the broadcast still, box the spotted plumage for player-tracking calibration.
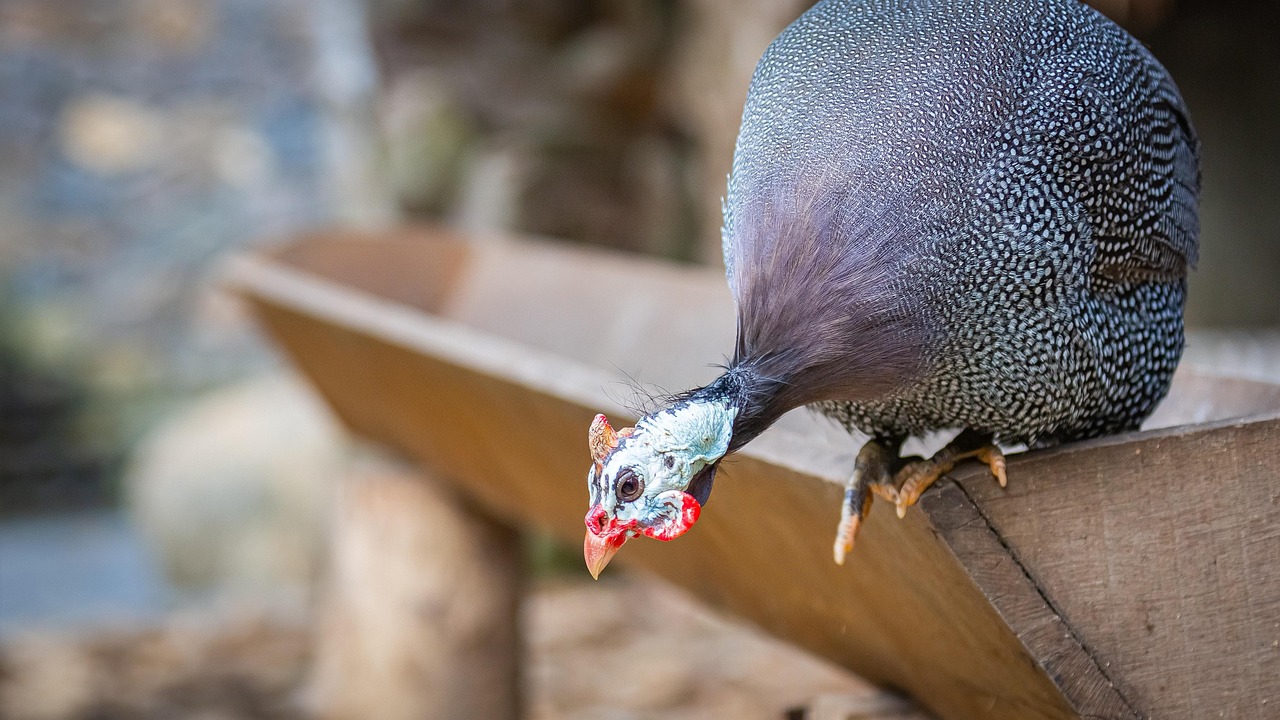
[725,0,1199,447]
[582,0,1198,574]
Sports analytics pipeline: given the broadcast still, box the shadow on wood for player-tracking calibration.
[227,226,1280,720]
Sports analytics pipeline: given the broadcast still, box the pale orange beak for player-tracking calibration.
[583,529,626,580]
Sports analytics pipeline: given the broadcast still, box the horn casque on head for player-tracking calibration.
[588,414,633,469]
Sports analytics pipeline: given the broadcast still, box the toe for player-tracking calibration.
[977,446,1008,487]
[833,515,859,565]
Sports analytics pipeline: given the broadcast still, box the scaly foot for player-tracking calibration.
[833,438,902,565]
[889,429,1006,518]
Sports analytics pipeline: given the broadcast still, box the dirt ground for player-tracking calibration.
[0,575,922,720]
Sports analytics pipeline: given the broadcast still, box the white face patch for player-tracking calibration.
[592,399,737,527]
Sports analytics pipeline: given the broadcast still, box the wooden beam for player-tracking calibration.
[227,227,1280,720]
[940,414,1280,720]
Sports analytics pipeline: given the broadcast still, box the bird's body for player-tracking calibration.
[726,0,1198,447]
[584,0,1199,575]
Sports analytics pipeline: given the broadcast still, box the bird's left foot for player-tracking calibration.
[887,429,1006,518]
[833,438,902,565]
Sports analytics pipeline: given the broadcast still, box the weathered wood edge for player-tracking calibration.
[938,414,1280,720]
[920,481,1140,720]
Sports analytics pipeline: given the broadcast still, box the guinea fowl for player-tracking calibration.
[583,0,1199,577]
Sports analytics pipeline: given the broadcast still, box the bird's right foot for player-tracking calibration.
[888,430,1006,518]
[833,431,1007,564]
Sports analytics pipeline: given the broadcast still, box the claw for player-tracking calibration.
[833,516,856,565]
[831,433,1008,564]
[833,488,870,565]
[832,440,896,565]
[978,446,1007,487]
[891,460,934,517]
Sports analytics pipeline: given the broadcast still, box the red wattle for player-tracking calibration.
[642,492,701,542]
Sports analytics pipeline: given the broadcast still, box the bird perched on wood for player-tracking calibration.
[583,0,1199,578]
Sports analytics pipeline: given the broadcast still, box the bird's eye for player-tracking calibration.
[664,455,675,469]
[616,468,644,503]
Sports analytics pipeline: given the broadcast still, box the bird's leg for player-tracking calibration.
[888,429,1006,518]
[833,437,903,565]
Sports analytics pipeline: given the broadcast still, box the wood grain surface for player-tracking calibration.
[227,227,1280,720]
[945,415,1280,720]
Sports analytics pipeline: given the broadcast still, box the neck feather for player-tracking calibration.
[725,175,932,417]
[685,365,794,452]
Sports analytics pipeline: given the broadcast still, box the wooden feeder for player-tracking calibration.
[228,226,1280,720]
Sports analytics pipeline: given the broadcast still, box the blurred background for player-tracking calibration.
[0,0,1276,718]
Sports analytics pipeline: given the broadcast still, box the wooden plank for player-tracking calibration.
[234,264,1080,720]
[944,415,1280,720]
[227,228,1280,720]
[919,482,1138,719]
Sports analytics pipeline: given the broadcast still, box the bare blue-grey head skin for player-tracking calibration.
[585,0,1199,576]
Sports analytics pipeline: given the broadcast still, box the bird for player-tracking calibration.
[583,0,1199,578]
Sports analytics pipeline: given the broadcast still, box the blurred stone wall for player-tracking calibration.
[0,0,388,510]
[365,0,703,259]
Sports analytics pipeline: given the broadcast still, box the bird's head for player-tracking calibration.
[582,400,735,579]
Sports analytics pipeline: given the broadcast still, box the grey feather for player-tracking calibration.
[719,0,1200,447]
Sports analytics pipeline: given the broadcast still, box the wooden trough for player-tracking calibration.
[228,226,1280,720]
